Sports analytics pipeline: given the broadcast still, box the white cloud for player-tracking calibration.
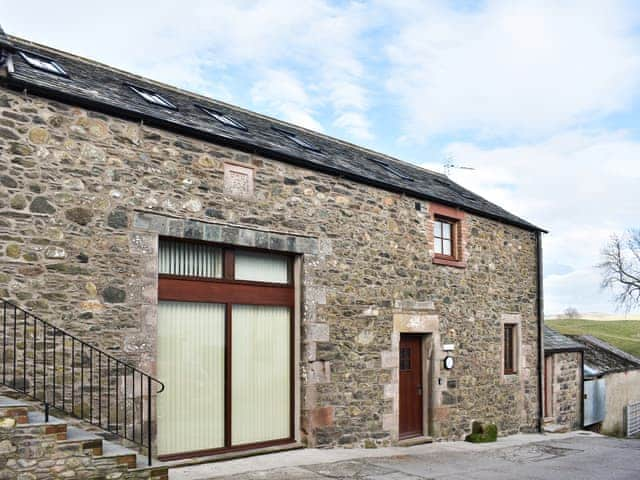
[385,0,640,141]
[251,69,324,131]
[421,130,640,314]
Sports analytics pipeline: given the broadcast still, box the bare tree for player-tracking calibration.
[598,229,640,311]
[563,307,580,319]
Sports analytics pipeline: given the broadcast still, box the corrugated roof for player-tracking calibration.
[0,34,545,232]
[544,326,585,353]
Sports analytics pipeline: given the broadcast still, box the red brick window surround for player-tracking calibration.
[430,203,465,268]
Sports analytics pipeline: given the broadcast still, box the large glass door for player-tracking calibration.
[157,301,225,455]
[157,239,295,459]
[231,305,290,445]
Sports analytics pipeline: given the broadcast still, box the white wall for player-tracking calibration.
[602,369,640,436]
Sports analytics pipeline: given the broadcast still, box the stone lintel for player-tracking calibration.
[393,313,439,333]
[133,211,319,254]
[393,299,435,311]
[501,313,522,323]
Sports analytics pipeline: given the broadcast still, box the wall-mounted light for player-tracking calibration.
[444,356,454,370]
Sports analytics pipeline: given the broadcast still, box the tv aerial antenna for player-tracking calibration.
[443,155,475,177]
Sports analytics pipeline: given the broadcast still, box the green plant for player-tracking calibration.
[465,421,498,443]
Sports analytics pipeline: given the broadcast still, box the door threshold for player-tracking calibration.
[161,441,304,469]
[397,435,433,447]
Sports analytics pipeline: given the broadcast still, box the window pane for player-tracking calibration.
[433,221,441,239]
[159,239,222,278]
[434,238,442,254]
[235,251,289,283]
[400,348,411,371]
[157,301,225,454]
[442,238,452,256]
[442,222,451,240]
[232,305,290,445]
[504,325,515,372]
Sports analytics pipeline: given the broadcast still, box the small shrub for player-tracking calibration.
[465,421,498,443]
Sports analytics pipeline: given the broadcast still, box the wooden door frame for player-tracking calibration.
[399,333,425,439]
[157,238,297,460]
[544,354,554,420]
[421,334,433,437]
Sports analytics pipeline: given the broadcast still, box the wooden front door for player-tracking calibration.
[399,335,423,439]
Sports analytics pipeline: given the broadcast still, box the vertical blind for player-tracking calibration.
[157,301,226,455]
[231,305,291,445]
[235,251,289,283]
[159,239,222,278]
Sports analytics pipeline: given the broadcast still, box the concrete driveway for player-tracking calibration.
[171,432,640,480]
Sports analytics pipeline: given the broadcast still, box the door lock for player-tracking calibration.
[417,385,423,396]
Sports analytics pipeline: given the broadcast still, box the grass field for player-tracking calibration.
[546,319,640,358]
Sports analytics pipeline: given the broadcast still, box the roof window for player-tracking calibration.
[434,178,451,187]
[127,84,176,109]
[197,105,247,130]
[369,158,414,181]
[272,127,321,152]
[18,51,67,76]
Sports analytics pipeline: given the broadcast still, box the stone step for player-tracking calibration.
[58,425,104,455]
[130,452,170,480]
[25,411,68,440]
[98,439,138,469]
[544,423,570,434]
[397,435,434,447]
[0,397,30,424]
[129,465,170,480]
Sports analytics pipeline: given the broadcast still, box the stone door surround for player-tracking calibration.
[130,210,318,453]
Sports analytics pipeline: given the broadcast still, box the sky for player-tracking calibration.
[2,0,639,315]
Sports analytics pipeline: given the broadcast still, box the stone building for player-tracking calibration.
[0,27,546,462]
[543,326,584,432]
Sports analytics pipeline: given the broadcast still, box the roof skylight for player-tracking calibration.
[369,158,414,182]
[197,105,247,130]
[19,51,67,77]
[272,127,321,152]
[127,84,176,109]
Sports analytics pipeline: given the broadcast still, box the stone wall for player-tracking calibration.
[550,352,582,428]
[0,86,541,448]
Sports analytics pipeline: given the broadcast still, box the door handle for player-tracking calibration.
[417,385,423,396]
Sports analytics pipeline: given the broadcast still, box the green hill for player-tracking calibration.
[546,319,640,358]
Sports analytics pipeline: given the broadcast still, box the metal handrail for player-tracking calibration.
[0,299,164,466]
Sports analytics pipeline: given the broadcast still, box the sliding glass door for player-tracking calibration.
[231,305,290,445]
[157,239,295,458]
[157,301,225,455]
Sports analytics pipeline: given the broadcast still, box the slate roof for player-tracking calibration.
[0,31,544,232]
[570,334,640,376]
[544,326,585,353]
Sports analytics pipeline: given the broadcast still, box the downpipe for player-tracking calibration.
[536,231,545,433]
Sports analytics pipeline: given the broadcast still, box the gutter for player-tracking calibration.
[3,75,546,234]
[536,231,545,432]
[543,347,585,354]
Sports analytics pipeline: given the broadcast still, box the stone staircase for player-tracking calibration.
[0,395,168,479]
